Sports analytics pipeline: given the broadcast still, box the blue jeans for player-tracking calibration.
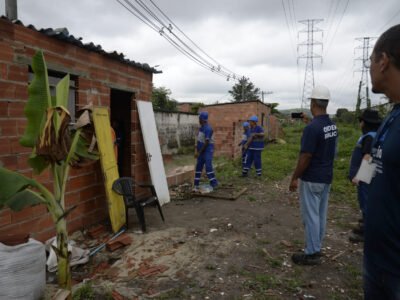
[364,258,400,299]
[194,150,218,187]
[299,180,331,255]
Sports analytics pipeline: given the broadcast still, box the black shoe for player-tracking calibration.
[291,252,321,265]
[240,174,248,178]
[349,232,364,243]
[314,251,324,258]
[352,225,364,235]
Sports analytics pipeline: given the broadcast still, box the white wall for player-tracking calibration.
[154,111,198,154]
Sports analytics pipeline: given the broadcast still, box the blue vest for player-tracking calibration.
[349,131,376,180]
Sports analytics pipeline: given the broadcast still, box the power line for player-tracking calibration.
[325,0,349,56]
[115,0,244,82]
[148,0,240,78]
[281,0,297,63]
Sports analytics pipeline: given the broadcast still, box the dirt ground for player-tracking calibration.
[65,174,364,300]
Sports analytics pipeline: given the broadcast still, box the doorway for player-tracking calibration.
[110,89,133,177]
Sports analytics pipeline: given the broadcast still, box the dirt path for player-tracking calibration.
[72,176,363,299]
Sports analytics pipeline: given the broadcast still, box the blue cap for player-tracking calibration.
[248,115,258,122]
[199,111,208,120]
[242,122,249,127]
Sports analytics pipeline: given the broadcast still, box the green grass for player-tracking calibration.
[194,121,361,208]
[243,273,281,293]
[264,122,360,206]
[73,283,95,300]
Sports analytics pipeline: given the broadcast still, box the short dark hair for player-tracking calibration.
[374,24,400,70]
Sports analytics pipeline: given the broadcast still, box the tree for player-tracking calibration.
[335,108,355,123]
[0,51,98,295]
[228,76,260,102]
[270,103,280,115]
[190,102,205,114]
[151,86,177,111]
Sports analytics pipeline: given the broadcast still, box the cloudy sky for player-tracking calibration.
[1,0,399,113]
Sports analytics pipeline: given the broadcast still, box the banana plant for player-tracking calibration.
[0,50,98,293]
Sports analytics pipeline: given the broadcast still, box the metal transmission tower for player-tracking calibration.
[298,19,323,108]
[354,37,375,115]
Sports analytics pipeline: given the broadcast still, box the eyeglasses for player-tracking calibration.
[363,59,371,69]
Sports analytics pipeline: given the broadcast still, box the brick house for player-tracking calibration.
[0,17,159,241]
[199,100,282,158]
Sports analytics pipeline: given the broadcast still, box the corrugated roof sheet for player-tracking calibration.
[1,16,161,74]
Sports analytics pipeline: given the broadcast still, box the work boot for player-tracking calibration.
[352,224,364,235]
[349,232,364,243]
[291,252,321,265]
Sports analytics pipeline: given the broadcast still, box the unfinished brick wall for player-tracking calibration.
[0,18,153,241]
[199,101,276,158]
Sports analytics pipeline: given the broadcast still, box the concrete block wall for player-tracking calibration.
[0,18,153,241]
[154,111,197,154]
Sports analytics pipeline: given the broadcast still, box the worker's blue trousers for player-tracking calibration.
[194,151,218,187]
[242,149,262,176]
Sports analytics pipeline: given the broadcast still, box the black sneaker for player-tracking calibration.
[349,232,364,243]
[314,251,324,258]
[352,225,364,235]
[291,252,321,265]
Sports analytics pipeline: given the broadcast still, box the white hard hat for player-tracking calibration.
[310,85,330,101]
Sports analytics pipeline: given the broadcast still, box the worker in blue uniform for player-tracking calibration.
[348,109,381,243]
[193,111,218,191]
[238,121,251,169]
[242,115,264,177]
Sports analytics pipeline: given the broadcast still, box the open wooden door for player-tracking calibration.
[136,100,170,205]
[92,107,126,232]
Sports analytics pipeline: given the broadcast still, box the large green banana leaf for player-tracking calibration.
[19,50,51,148]
[6,190,45,211]
[0,167,46,210]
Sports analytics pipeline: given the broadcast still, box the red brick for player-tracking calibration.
[0,101,8,117]
[16,119,27,135]
[106,233,132,251]
[0,155,17,170]
[38,214,54,229]
[0,63,7,79]
[8,65,28,82]
[10,137,31,154]
[0,211,11,226]
[8,101,25,117]
[11,206,35,223]
[87,224,107,239]
[67,173,97,191]
[34,228,56,242]
[0,138,11,155]
[32,204,48,216]
[0,43,13,61]
[67,217,83,233]
[17,153,30,170]
[65,191,80,207]
[0,119,17,136]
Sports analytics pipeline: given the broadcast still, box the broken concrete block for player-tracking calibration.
[87,224,107,239]
[106,234,132,252]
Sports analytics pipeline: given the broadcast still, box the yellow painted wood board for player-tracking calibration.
[92,107,126,232]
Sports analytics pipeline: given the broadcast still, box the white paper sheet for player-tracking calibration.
[354,158,377,184]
